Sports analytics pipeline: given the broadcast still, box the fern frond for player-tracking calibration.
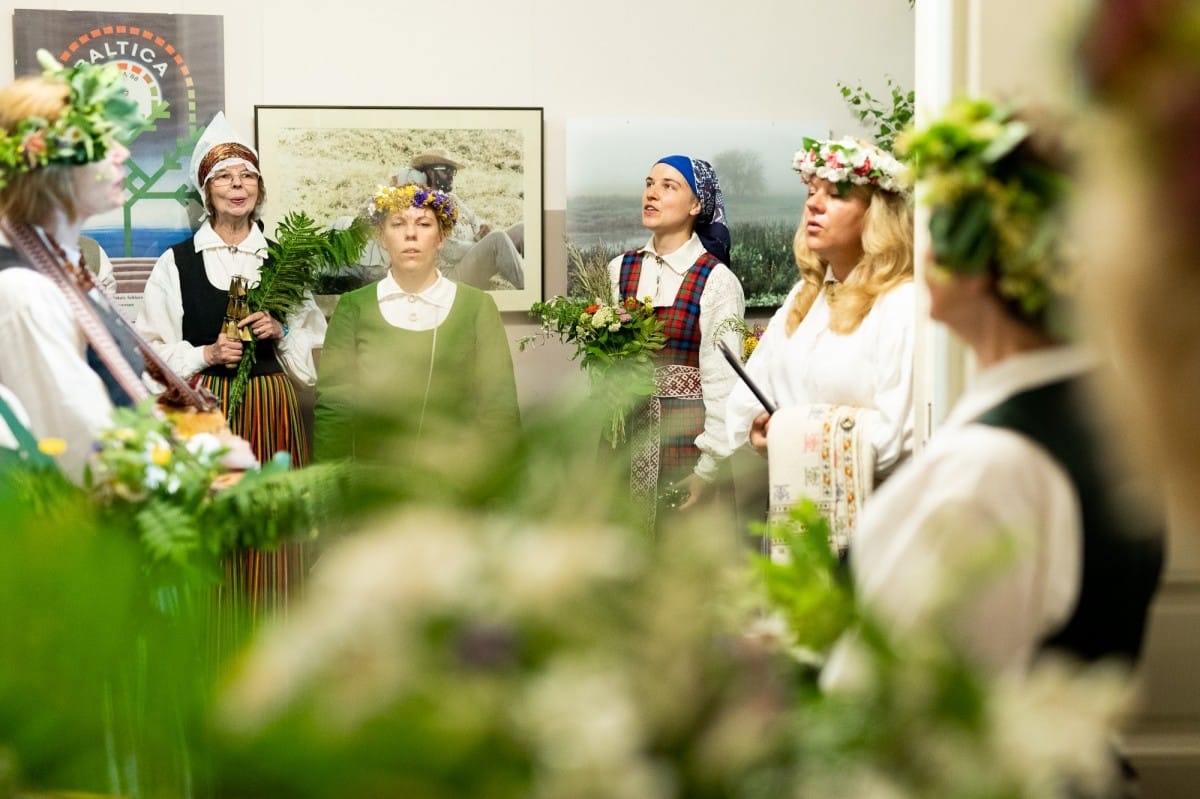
[204,460,350,553]
[229,212,370,416]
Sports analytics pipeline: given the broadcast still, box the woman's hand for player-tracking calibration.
[749,411,771,455]
[208,332,243,365]
[239,311,285,340]
[675,472,710,511]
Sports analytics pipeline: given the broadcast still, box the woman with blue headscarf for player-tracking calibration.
[607,155,746,531]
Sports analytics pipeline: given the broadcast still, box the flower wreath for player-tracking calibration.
[367,183,458,234]
[0,50,142,191]
[792,136,908,195]
[897,97,1074,326]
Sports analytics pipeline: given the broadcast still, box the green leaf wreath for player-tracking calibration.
[897,98,1073,330]
[226,212,370,417]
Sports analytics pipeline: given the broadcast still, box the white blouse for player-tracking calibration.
[726,273,916,477]
[822,347,1091,686]
[607,234,746,482]
[0,263,115,482]
[376,271,458,331]
[136,221,326,384]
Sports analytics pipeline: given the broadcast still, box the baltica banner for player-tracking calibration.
[13,10,225,260]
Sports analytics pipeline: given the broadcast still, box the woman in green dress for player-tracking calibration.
[314,183,520,484]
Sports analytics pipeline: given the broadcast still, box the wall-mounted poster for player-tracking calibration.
[255,105,543,313]
[566,118,828,309]
[12,9,225,317]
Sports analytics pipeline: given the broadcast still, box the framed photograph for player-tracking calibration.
[255,105,543,312]
[566,117,828,309]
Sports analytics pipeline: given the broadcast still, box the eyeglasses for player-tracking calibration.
[209,170,257,188]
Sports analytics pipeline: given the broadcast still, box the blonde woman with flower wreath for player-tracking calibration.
[606,154,745,532]
[823,101,1163,706]
[726,137,916,547]
[0,52,151,483]
[314,183,519,471]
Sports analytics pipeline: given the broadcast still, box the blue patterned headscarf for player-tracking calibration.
[655,155,731,264]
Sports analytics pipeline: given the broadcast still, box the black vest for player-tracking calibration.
[0,245,144,407]
[976,376,1164,665]
[170,240,282,379]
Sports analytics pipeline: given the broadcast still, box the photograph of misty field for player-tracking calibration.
[566,117,828,308]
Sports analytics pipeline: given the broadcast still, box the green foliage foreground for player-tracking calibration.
[0,396,1135,799]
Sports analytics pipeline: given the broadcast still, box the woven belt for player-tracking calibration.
[630,364,702,530]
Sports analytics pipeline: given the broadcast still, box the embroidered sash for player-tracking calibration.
[765,403,874,558]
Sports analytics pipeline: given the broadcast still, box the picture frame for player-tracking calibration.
[254,105,543,312]
[565,116,828,309]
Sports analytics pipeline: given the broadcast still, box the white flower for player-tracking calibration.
[492,524,636,611]
[216,507,485,733]
[988,657,1134,796]
[143,463,167,490]
[591,305,614,328]
[793,136,908,193]
[184,431,224,460]
[515,657,646,770]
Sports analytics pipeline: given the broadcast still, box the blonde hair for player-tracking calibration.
[785,186,914,335]
[0,76,80,225]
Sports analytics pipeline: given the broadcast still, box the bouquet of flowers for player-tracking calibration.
[85,400,344,580]
[522,294,665,444]
[716,315,767,362]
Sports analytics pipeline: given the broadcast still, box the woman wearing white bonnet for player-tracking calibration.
[137,111,326,467]
[136,111,327,615]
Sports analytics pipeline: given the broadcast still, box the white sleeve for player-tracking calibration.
[454,198,486,241]
[693,265,745,480]
[0,269,114,482]
[135,247,210,378]
[824,426,1082,686]
[725,285,798,449]
[862,282,917,475]
[607,253,624,303]
[275,291,328,386]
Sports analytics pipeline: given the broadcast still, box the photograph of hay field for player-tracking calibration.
[254,106,543,311]
[258,126,523,234]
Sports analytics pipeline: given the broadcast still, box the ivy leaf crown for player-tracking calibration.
[897,97,1074,324]
[0,49,143,191]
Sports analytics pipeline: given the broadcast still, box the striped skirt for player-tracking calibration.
[196,371,312,655]
[197,371,309,467]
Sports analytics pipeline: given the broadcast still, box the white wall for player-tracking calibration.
[1,0,916,407]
